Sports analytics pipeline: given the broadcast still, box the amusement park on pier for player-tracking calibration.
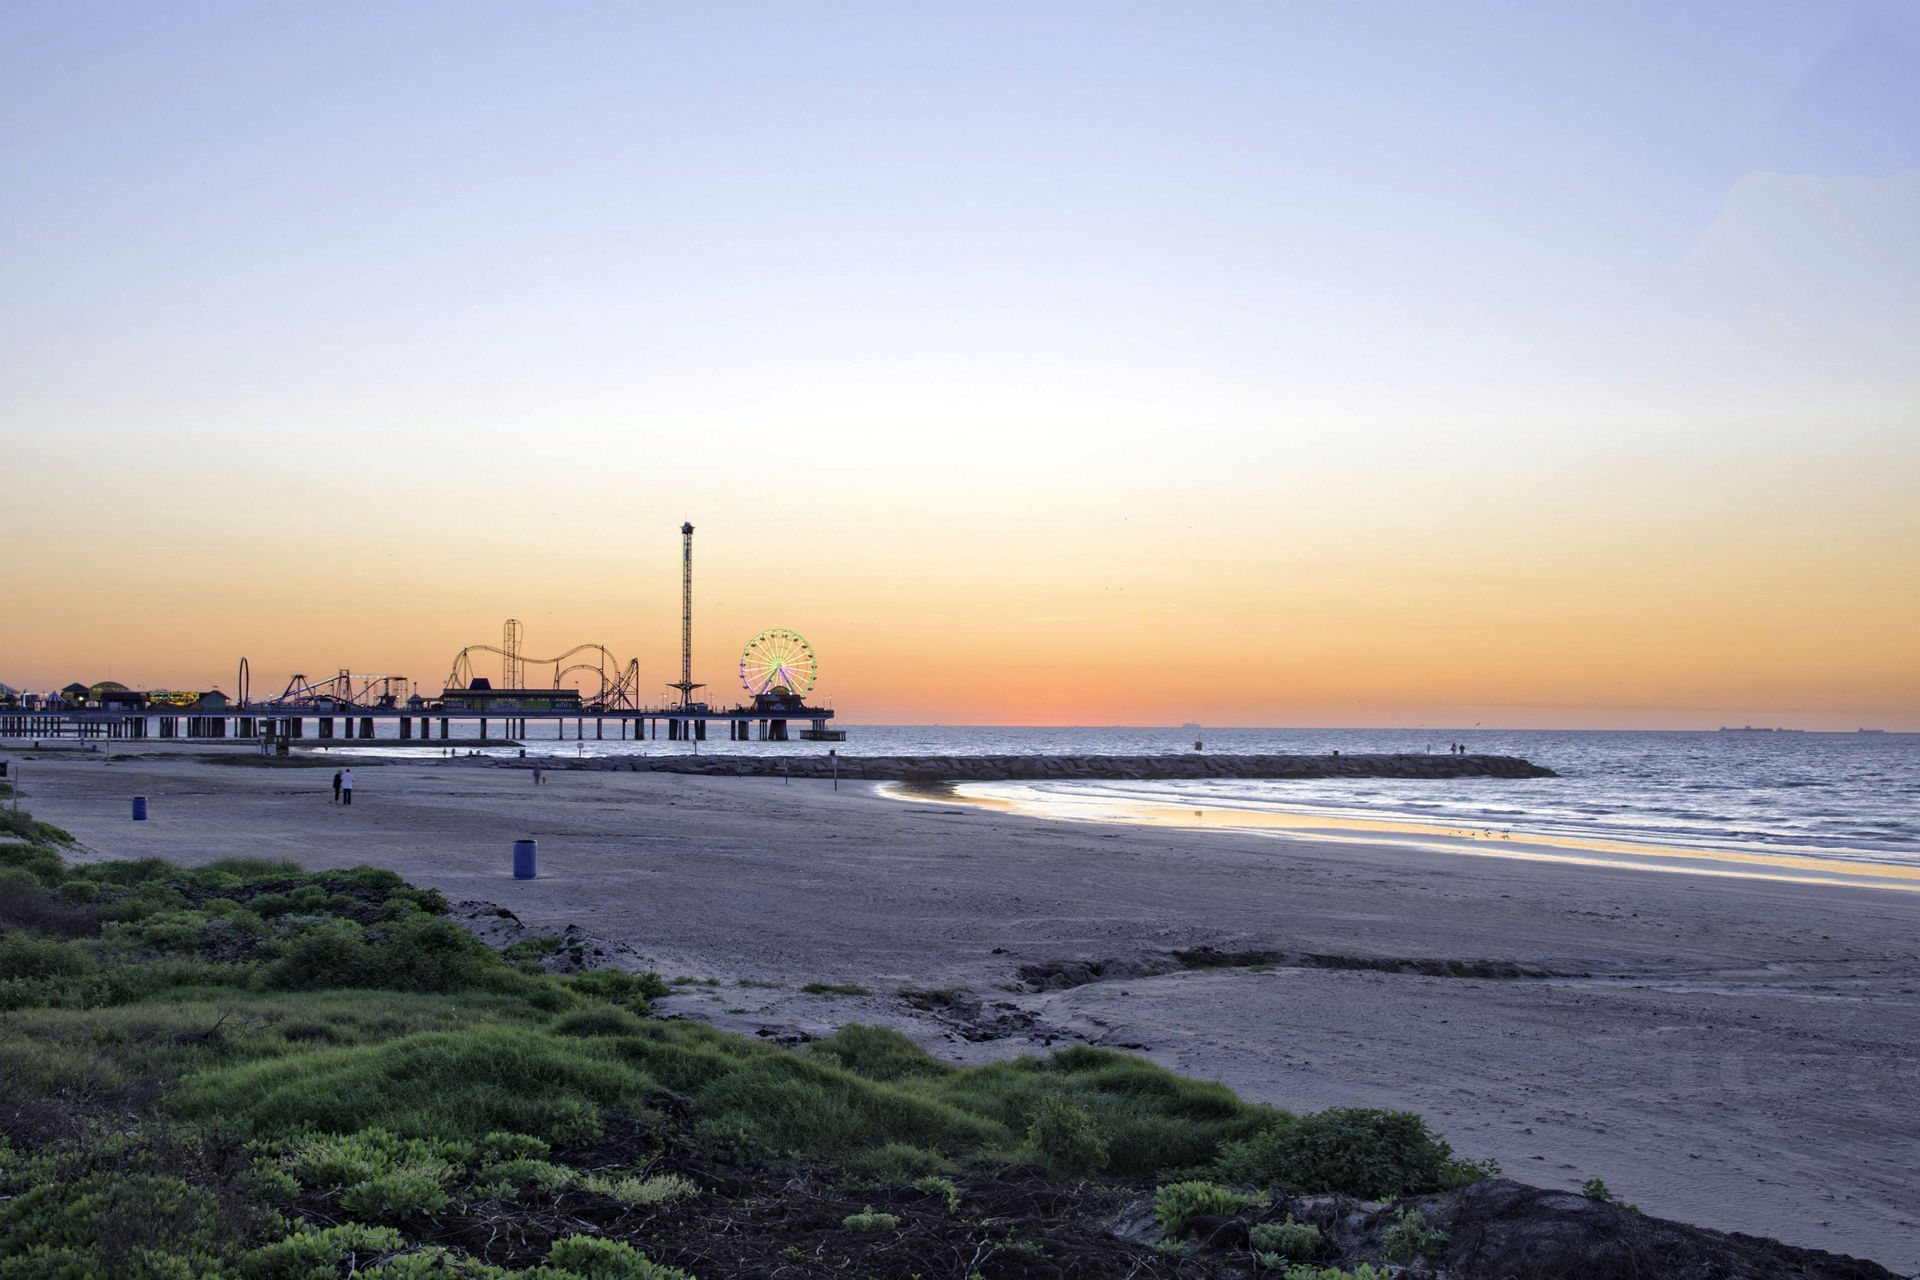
[0,525,843,750]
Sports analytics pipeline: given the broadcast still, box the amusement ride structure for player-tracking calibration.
[263,671,414,710]
[11,524,842,744]
[442,619,645,712]
[740,629,818,698]
[667,522,703,709]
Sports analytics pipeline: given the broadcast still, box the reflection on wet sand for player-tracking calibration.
[886,780,1920,893]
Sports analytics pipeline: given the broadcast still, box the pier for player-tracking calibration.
[0,703,838,748]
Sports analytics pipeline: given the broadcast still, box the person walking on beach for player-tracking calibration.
[340,768,354,806]
[533,767,543,786]
[331,770,342,803]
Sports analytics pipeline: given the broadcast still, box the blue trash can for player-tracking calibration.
[512,839,537,880]
[132,796,148,821]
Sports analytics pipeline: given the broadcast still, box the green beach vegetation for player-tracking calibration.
[0,804,1496,1278]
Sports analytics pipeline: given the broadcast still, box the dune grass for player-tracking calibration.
[0,806,1489,1277]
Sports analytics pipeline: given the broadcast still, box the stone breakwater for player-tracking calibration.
[528,752,1557,782]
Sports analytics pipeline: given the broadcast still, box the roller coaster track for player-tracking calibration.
[445,643,643,712]
[263,671,412,710]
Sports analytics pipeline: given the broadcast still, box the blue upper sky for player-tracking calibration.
[6,3,1914,451]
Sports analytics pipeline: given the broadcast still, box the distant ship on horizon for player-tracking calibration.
[1718,725,1808,733]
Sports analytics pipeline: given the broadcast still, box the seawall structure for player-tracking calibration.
[533,753,1557,782]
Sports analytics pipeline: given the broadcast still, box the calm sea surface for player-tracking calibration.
[355,725,1920,870]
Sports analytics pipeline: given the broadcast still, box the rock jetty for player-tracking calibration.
[536,752,1556,782]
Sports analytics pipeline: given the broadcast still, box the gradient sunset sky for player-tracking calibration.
[4,3,1917,728]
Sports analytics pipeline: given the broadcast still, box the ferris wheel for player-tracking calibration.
[740,628,818,697]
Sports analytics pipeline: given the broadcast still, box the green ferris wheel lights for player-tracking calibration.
[740,629,819,697]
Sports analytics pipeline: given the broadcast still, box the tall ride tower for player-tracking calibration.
[502,618,524,689]
[668,522,704,708]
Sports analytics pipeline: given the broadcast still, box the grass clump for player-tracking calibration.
[1026,1094,1109,1176]
[800,982,870,996]
[1,842,69,893]
[551,1004,647,1038]
[1382,1205,1448,1262]
[840,1141,953,1184]
[177,1025,640,1143]
[502,934,563,970]
[1213,1107,1494,1199]
[262,913,527,997]
[1153,1179,1258,1235]
[566,968,671,1012]
[476,1132,549,1163]
[581,1172,699,1207]
[0,1169,233,1280]
[1250,1216,1322,1261]
[810,1023,956,1083]
[842,1205,901,1233]
[688,1046,1001,1161]
[0,810,75,846]
[339,1167,453,1221]
[238,1221,406,1278]
[282,1128,456,1187]
[542,1235,692,1279]
[477,1157,575,1197]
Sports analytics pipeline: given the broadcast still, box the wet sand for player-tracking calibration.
[13,747,1920,1270]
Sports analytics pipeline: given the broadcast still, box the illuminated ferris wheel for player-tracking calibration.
[739,628,818,697]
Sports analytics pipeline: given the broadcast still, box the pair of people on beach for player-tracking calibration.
[330,768,355,805]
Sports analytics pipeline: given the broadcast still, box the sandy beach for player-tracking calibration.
[12,746,1919,1271]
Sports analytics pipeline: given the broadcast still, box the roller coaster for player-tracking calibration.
[262,671,414,710]
[444,620,643,712]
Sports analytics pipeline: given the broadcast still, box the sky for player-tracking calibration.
[3,2,1917,728]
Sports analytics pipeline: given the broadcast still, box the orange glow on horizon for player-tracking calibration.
[6,436,1916,731]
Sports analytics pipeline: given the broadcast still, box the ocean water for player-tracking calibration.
[351,724,1920,870]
